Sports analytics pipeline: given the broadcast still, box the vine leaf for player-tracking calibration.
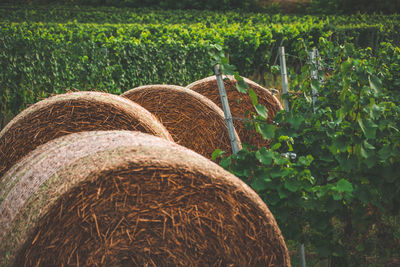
[357,117,377,139]
[336,179,353,193]
[256,123,275,139]
[255,104,268,119]
[368,75,382,95]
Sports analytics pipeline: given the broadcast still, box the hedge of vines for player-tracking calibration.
[310,0,400,15]
[0,0,259,10]
[1,6,399,129]
[3,0,400,13]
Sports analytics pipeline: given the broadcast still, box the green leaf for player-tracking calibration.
[357,117,377,139]
[271,65,280,74]
[340,58,352,73]
[274,156,289,165]
[256,123,275,139]
[211,149,224,161]
[219,157,231,169]
[332,135,347,152]
[297,155,313,167]
[255,148,273,165]
[266,193,280,205]
[363,140,375,150]
[236,77,248,93]
[255,104,268,119]
[286,113,304,130]
[336,179,353,193]
[284,179,300,192]
[248,88,258,106]
[338,155,356,172]
[311,79,320,93]
[221,63,236,75]
[270,168,285,178]
[278,186,288,199]
[369,102,383,120]
[332,192,342,200]
[360,145,369,159]
[254,170,272,183]
[251,176,270,191]
[357,187,370,203]
[364,154,377,169]
[368,75,382,95]
[378,144,392,161]
[234,72,241,81]
[270,143,281,150]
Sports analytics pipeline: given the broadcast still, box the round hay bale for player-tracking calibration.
[0,131,290,267]
[0,91,172,180]
[187,76,283,148]
[122,85,241,158]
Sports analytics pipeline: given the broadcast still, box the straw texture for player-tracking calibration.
[122,85,241,158]
[187,76,282,149]
[0,131,290,267]
[0,91,172,180]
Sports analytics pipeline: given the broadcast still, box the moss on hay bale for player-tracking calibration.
[0,91,172,180]
[0,131,290,266]
[187,76,283,149]
[122,85,241,158]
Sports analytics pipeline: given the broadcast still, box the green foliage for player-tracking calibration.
[1,6,397,126]
[1,5,399,128]
[0,21,216,126]
[1,0,260,10]
[213,39,400,265]
[310,0,400,14]
[1,5,399,25]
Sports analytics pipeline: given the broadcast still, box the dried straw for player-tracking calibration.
[122,85,241,158]
[0,91,172,180]
[0,131,290,267]
[187,76,283,149]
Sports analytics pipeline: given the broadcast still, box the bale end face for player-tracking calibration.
[122,85,241,158]
[1,131,290,266]
[187,76,283,149]
[0,91,172,180]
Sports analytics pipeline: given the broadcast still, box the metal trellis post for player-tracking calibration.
[214,64,239,155]
[299,243,306,267]
[310,48,323,114]
[279,46,290,112]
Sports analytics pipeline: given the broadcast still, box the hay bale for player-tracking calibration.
[0,91,172,180]
[122,85,241,158]
[187,76,283,148]
[0,131,290,267]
